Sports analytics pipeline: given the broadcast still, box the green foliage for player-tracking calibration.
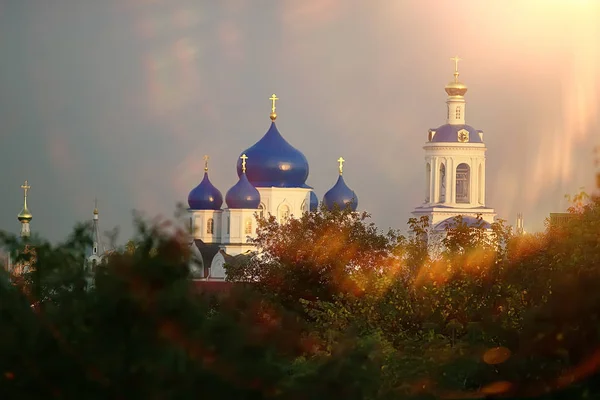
[2,192,600,398]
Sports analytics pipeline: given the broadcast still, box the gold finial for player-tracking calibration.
[204,155,209,172]
[240,153,248,173]
[445,56,467,96]
[337,157,345,175]
[269,93,279,121]
[18,180,32,222]
[93,197,98,215]
[450,55,461,82]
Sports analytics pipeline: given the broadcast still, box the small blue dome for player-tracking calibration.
[323,175,358,211]
[225,173,261,209]
[236,122,310,188]
[188,172,223,210]
[429,124,483,143]
[309,191,319,211]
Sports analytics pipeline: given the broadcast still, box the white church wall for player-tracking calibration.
[257,187,311,221]
[190,209,222,244]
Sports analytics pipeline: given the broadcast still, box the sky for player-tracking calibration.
[0,0,599,245]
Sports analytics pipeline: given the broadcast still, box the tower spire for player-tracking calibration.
[17,180,32,238]
[91,199,104,256]
[445,56,468,124]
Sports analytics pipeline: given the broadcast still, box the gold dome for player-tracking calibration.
[445,80,468,96]
[18,206,32,222]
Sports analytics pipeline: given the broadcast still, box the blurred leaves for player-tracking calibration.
[1,193,600,398]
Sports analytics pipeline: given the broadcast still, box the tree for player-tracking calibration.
[226,205,405,306]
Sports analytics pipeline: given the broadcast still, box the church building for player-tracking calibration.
[187,94,358,281]
[412,57,496,231]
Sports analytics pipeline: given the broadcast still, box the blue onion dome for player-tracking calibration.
[323,158,358,211]
[226,157,261,209]
[309,191,319,211]
[428,124,484,143]
[188,160,223,210]
[236,120,310,188]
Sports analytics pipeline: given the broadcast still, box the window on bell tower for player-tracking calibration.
[207,218,214,234]
[456,163,470,203]
[455,106,461,120]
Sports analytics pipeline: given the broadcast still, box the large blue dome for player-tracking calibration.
[323,175,358,211]
[236,122,310,188]
[225,173,261,209]
[429,124,483,143]
[188,172,223,210]
[309,191,319,211]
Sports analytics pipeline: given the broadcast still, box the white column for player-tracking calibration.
[469,158,476,206]
[443,158,450,204]
[433,158,439,203]
[449,158,456,204]
[429,159,435,205]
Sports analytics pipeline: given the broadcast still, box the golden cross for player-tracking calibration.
[337,157,345,175]
[204,155,209,171]
[20,180,30,197]
[269,93,279,113]
[450,55,461,82]
[240,153,248,173]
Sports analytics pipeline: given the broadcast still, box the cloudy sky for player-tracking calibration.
[1,0,599,244]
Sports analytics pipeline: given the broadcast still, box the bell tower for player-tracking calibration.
[412,57,496,230]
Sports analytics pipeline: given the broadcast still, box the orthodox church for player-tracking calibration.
[187,58,497,281]
[2,57,499,283]
[187,94,359,280]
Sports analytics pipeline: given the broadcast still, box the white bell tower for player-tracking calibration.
[412,57,496,230]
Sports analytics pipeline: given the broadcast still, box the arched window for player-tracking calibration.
[207,218,214,234]
[455,106,461,120]
[301,200,307,213]
[456,163,470,203]
[439,163,446,203]
[258,203,265,219]
[279,205,290,224]
[244,218,252,234]
[93,245,97,255]
[226,216,230,234]
[425,163,431,202]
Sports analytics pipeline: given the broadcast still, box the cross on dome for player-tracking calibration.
[337,157,345,175]
[450,56,461,82]
[204,155,209,172]
[21,180,30,197]
[240,153,248,173]
[269,93,279,121]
